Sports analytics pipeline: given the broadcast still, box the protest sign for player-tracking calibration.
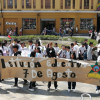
[0,56,100,86]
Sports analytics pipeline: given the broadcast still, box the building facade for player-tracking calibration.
[0,0,100,35]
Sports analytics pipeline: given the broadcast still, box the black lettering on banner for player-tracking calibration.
[35,62,41,68]
[71,61,74,67]
[71,72,76,78]
[37,71,43,78]
[62,72,67,78]
[52,72,57,80]
[1,59,6,68]
[20,62,24,67]
[28,62,30,68]
[62,62,65,67]
[8,62,13,67]
[52,59,57,67]
[14,62,17,67]
[77,63,81,68]
[23,69,29,78]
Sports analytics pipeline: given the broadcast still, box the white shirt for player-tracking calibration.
[35,53,43,58]
[54,47,59,54]
[58,50,66,58]
[66,51,70,59]
[79,46,86,54]
[28,44,34,52]
[97,44,100,52]
[73,45,79,58]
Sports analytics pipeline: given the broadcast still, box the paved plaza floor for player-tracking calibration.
[0,79,100,100]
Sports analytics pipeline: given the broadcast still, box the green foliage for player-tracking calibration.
[11,35,60,40]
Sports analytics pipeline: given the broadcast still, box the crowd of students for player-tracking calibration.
[0,38,100,93]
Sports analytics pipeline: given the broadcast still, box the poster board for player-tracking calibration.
[0,56,100,86]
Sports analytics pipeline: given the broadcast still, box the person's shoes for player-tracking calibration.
[68,89,71,93]
[23,82,28,85]
[13,84,18,87]
[72,89,76,92]
[47,88,50,91]
[96,90,99,94]
[29,88,34,92]
[55,88,58,91]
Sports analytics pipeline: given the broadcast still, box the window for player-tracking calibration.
[98,0,100,3]
[45,0,51,9]
[15,0,17,8]
[65,0,71,9]
[26,0,31,8]
[61,18,75,29]
[33,0,36,8]
[41,0,43,8]
[7,0,13,8]
[22,0,24,8]
[73,0,75,9]
[84,0,89,9]
[91,0,93,9]
[60,0,63,9]
[23,18,36,29]
[80,19,93,30]
[3,0,6,8]
[80,0,82,9]
[52,0,55,9]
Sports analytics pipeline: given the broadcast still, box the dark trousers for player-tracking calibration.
[48,81,58,89]
[29,81,36,89]
[68,82,76,89]
[15,78,18,85]
[96,86,100,90]
[15,78,27,85]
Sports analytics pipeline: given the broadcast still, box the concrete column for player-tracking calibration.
[55,0,60,10]
[36,0,41,10]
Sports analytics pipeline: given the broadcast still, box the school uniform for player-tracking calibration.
[66,51,76,90]
[46,47,58,89]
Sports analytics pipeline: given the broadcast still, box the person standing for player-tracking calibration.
[46,42,58,91]
[76,25,78,34]
[87,42,93,60]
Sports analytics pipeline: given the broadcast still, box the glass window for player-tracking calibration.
[61,18,75,30]
[41,0,43,8]
[73,0,75,9]
[3,0,6,8]
[22,0,24,8]
[80,0,82,9]
[98,0,100,3]
[33,0,36,8]
[84,0,89,9]
[80,19,93,30]
[23,18,36,29]
[91,0,93,9]
[52,0,55,9]
[65,0,71,9]
[45,0,51,9]
[60,0,63,9]
[26,0,31,8]
[7,0,13,8]
[15,0,17,8]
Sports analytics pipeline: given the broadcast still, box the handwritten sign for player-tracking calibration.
[0,56,100,86]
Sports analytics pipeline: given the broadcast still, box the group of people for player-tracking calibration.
[0,38,100,93]
[7,27,23,36]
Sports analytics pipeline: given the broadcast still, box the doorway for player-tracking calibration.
[41,19,56,33]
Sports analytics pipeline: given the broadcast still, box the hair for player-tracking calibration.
[14,39,18,42]
[35,47,41,53]
[71,43,74,46]
[89,42,93,46]
[84,39,88,41]
[98,39,100,44]
[13,45,19,50]
[28,40,33,43]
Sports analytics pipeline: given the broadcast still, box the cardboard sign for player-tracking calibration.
[0,56,100,86]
